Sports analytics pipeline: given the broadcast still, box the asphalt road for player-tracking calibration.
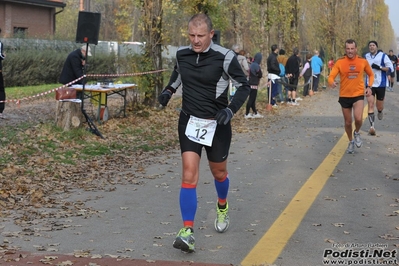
[1,86,398,266]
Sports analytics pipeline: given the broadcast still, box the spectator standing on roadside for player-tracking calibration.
[311,50,323,92]
[285,47,301,105]
[364,41,393,135]
[239,50,250,79]
[240,52,250,78]
[245,52,263,118]
[59,45,92,85]
[157,13,250,253]
[232,45,250,79]
[328,39,374,154]
[266,44,280,107]
[0,29,6,119]
[59,45,92,99]
[300,54,312,97]
[247,56,253,67]
[277,49,288,103]
[387,49,397,91]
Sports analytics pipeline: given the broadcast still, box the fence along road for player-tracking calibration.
[2,38,178,59]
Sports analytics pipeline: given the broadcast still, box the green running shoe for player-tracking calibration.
[215,202,230,233]
[173,227,195,253]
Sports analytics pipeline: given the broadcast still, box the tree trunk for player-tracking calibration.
[55,101,85,131]
[142,0,163,107]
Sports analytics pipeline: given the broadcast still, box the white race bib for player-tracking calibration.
[185,115,217,147]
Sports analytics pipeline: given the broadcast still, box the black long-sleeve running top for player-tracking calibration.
[165,41,250,118]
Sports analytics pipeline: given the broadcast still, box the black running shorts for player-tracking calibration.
[338,95,364,108]
[371,87,386,101]
[178,111,232,163]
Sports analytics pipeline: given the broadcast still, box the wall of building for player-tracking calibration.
[0,2,56,38]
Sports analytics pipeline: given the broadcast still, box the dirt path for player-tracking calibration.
[0,98,57,127]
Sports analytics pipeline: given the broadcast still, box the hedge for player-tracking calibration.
[2,49,118,87]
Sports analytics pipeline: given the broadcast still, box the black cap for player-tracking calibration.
[368,40,378,47]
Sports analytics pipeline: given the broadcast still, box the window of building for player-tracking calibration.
[13,27,28,38]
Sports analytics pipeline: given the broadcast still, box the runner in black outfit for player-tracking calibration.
[158,13,250,253]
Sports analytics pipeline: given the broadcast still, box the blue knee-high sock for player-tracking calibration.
[180,184,197,227]
[214,175,229,203]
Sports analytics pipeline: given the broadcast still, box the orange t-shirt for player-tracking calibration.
[328,55,374,97]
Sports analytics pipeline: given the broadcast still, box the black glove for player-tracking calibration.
[215,107,234,125]
[371,63,381,70]
[158,90,172,106]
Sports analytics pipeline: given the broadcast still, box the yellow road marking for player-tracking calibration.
[241,105,369,266]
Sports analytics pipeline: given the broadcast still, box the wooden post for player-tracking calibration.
[55,101,86,131]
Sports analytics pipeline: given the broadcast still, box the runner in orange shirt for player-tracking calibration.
[328,39,374,154]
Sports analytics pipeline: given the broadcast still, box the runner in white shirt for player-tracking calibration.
[364,40,393,135]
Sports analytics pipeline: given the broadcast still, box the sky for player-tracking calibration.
[385,0,399,36]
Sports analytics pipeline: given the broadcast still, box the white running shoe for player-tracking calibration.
[346,141,355,154]
[253,113,264,118]
[244,114,253,119]
[377,111,383,120]
[353,131,362,148]
[296,97,303,101]
[369,126,376,136]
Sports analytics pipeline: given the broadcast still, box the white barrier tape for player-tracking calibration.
[1,76,85,105]
[0,69,167,104]
[86,69,167,78]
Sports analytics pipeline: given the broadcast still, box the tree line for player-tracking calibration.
[57,0,395,56]
[53,0,396,105]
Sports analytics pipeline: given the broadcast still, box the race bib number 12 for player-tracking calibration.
[185,115,217,147]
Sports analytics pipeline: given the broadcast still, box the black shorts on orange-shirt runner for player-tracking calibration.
[338,95,364,108]
[178,111,232,163]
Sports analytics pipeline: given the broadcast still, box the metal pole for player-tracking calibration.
[85,0,91,11]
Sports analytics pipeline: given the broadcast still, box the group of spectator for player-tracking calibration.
[232,45,264,118]
[231,44,330,117]
[268,45,325,107]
